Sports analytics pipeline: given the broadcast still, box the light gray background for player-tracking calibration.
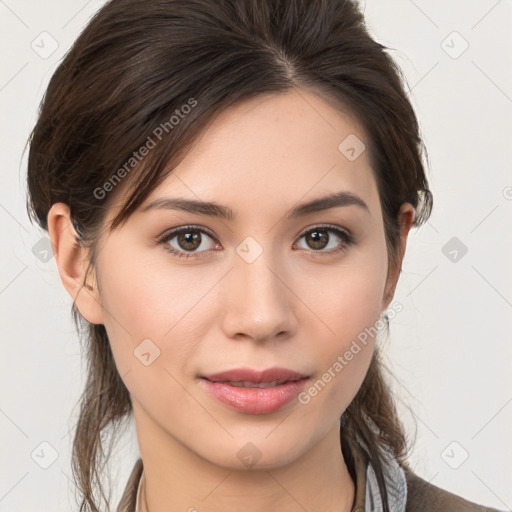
[1,0,511,510]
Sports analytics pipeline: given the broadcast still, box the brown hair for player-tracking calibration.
[26,0,433,510]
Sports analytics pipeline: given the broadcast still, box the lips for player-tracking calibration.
[199,367,311,414]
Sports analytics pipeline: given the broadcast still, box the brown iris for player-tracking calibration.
[305,229,329,250]
[177,231,202,251]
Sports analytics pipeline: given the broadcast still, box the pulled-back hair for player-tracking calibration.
[26,0,433,510]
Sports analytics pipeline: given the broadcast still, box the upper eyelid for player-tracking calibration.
[160,224,219,242]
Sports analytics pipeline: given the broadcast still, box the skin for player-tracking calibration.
[48,88,415,512]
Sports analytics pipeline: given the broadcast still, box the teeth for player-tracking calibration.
[222,380,288,388]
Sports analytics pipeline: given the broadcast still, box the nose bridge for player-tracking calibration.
[221,240,295,341]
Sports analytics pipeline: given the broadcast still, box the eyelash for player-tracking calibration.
[157,224,355,260]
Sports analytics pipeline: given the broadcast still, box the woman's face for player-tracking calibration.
[70,89,412,470]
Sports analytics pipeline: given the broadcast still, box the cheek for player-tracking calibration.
[302,247,388,407]
[94,242,227,404]
[300,290,380,420]
[97,237,216,337]
[94,255,212,420]
[311,246,388,345]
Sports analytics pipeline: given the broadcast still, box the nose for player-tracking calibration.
[221,249,297,343]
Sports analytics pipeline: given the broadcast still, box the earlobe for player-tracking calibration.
[381,203,416,311]
[47,203,104,325]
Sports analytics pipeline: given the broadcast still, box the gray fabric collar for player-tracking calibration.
[365,449,408,512]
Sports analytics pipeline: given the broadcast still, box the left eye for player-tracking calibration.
[294,226,353,254]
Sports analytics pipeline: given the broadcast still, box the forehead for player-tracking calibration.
[109,89,380,226]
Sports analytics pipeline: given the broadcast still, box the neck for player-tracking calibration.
[132,402,355,512]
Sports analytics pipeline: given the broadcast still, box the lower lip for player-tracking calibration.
[199,377,309,414]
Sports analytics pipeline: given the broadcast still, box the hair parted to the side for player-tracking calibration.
[26,0,433,510]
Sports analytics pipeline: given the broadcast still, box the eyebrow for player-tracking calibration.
[141,191,370,220]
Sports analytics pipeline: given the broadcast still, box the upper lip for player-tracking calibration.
[201,367,309,383]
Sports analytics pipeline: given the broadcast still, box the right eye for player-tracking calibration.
[158,225,221,260]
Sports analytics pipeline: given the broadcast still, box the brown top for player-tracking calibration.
[116,438,502,512]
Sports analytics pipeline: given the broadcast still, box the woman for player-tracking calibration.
[26,0,503,510]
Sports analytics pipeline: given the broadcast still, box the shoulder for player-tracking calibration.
[404,468,503,512]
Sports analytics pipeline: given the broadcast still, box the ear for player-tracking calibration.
[47,203,104,325]
[381,202,416,311]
